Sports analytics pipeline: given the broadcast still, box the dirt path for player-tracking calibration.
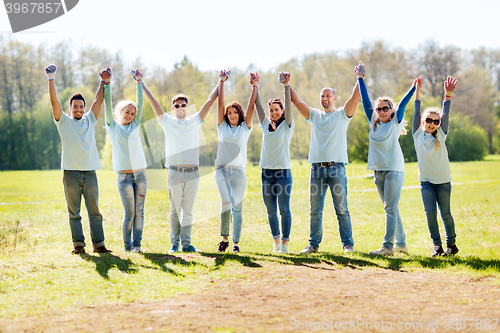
[1,258,499,333]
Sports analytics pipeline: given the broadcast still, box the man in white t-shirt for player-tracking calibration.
[290,78,360,254]
[46,64,111,255]
[143,81,220,253]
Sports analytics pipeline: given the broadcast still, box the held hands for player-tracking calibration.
[278,71,290,86]
[444,76,458,96]
[354,61,365,78]
[130,68,143,83]
[45,64,57,80]
[99,66,112,83]
[415,76,423,91]
[219,69,231,82]
[249,72,259,87]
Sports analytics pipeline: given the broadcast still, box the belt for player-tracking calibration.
[169,166,199,173]
[313,161,337,167]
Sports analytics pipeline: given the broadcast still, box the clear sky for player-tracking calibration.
[1,0,500,72]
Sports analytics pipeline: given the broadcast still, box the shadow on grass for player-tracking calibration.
[200,252,263,270]
[80,253,138,279]
[201,251,500,274]
[141,252,206,277]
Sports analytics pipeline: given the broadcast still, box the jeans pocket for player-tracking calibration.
[118,173,129,184]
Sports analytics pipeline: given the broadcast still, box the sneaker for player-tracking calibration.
[273,242,281,253]
[431,245,444,257]
[217,241,229,252]
[183,245,200,253]
[94,246,112,253]
[299,245,318,254]
[167,245,179,254]
[443,245,459,256]
[369,246,394,256]
[232,245,240,252]
[343,245,354,253]
[72,246,85,255]
[279,243,289,253]
[393,245,408,253]
[130,246,142,253]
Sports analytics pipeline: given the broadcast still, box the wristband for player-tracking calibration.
[445,95,452,98]
[48,78,54,81]
[47,73,55,80]
[253,85,258,88]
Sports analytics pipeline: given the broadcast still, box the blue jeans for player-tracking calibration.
[374,171,406,248]
[167,168,200,249]
[63,170,105,249]
[309,163,353,249]
[215,166,247,244]
[117,170,147,250]
[420,181,456,246]
[262,169,292,241]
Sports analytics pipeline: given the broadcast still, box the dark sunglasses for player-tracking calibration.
[376,106,391,113]
[425,117,440,125]
[174,104,187,109]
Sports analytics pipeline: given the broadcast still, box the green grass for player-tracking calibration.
[1,156,500,319]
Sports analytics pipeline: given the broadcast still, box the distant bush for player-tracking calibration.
[447,117,488,161]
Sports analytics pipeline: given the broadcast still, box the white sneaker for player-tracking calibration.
[393,245,408,253]
[369,246,394,256]
[343,245,354,253]
[279,244,289,253]
[273,242,281,253]
[130,246,142,253]
[299,245,318,254]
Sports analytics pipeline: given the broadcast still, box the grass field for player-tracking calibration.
[1,157,499,329]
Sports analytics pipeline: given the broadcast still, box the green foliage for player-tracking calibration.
[448,116,489,161]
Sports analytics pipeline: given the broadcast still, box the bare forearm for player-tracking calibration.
[344,81,360,118]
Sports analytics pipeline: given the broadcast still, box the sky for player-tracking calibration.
[1,0,500,72]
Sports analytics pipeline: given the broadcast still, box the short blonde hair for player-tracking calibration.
[114,100,138,120]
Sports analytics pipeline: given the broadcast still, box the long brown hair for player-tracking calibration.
[373,97,408,135]
[224,102,245,126]
[421,107,442,150]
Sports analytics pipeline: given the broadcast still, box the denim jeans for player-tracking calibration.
[262,169,292,241]
[63,170,105,249]
[309,163,353,249]
[374,170,406,249]
[215,166,247,244]
[420,181,456,246]
[167,168,200,249]
[117,170,147,250]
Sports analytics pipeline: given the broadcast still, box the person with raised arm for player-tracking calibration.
[289,67,360,254]
[413,76,459,256]
[103,67,147,253]
[253,72,294,253]
[142,74,220,254]
[46,64,111,254]
[215,70,257,253]
[357,62,420,256]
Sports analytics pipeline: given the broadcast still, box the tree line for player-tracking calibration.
[0,37,498,170]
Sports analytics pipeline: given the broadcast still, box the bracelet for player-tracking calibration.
[48,78,54,81]
[445,95,452,98]
[253,85,258,88]
[100,80,105,82]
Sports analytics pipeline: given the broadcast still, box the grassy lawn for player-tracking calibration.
[1,157,499,319]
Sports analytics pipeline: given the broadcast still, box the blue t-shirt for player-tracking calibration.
[306,107,351,164]
[159,112,203,167]
[54,111,101,171]
[259,117,294,169]
[215,121,251,168]
[368,113,405,172]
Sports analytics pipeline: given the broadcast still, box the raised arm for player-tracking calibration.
[279,72,293,127]
[142,82,165,121]
[100,66,113,126]
[442,76,457,134]
[251,73,265,125]
[396,77,420,123]
[356,62,373,122]
[45,64,63,121]
[413,77,423,134]
[289,83,310,120]
[344,80,360,118]
[217,70,229,126]
[245,74,258,129]
[131,69,144,122]
[199,76,220,121]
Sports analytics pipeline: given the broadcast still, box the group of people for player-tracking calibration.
[46,61,458,257]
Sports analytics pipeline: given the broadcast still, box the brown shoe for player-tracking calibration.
[72,246,85,255]
[94,246,112,253]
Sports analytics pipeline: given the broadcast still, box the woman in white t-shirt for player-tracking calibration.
[215,70,257,253]
[413,76,459,257]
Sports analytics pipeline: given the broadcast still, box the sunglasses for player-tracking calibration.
[376,106,391,113]
[425,117,440,125]
[174,104,187,109]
